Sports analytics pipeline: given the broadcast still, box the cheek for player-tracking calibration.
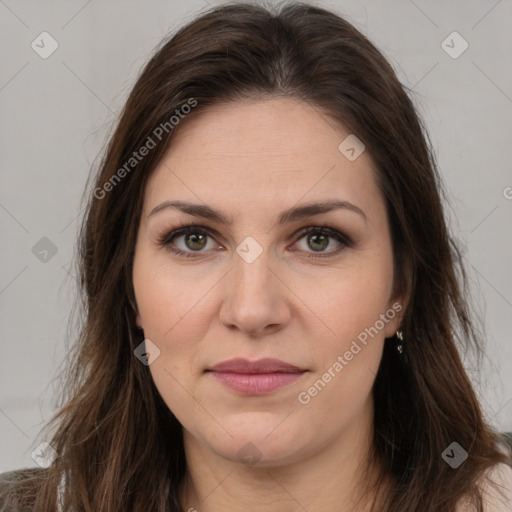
[132,252,217,394]
[133,250,215,335]
[294,255,393,403]
[302,260,393,349]
[133,263,208,424]
[295,277,388,419]
[133,277,202,377]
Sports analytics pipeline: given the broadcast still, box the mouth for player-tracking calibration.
[205,358,307,395]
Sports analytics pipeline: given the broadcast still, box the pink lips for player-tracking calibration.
[206,358,307,395]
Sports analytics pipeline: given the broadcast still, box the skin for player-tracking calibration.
[132,97,408,512]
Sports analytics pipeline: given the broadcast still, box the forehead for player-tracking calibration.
[142,97,384,224]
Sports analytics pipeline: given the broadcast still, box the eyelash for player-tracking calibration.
[156,222,353,259]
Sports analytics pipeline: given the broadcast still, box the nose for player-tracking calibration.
[219,248,291,337]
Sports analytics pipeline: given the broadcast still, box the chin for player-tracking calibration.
[197,413,314,467]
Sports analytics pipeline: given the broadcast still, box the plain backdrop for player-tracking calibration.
[0,0,511,473]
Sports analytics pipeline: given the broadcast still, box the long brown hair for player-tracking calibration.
[7,2,510,511]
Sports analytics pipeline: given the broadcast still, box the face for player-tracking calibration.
[132,97,405,467]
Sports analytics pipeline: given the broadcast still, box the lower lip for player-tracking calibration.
[209,371,305,394]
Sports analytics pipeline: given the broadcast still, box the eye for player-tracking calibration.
[156,224,220,258]
[156,223,353,259]
[293,226,353,258]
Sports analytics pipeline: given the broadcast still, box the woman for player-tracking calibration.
[1,2,511,511]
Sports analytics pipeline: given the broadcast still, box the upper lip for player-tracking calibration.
[207,358,305,374]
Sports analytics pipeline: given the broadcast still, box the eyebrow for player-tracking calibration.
[148,199,367,225]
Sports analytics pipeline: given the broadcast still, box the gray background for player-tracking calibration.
[1,0,511,472]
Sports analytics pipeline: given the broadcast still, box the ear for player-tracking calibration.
[384,263,412,339]
[128,288,142,328]
[383,296,407,338]
[135,312,143,329]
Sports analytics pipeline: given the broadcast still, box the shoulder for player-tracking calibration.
[479,462,512,512]
[472,434,512,512]
[457,462,512,512]
[0,468,44,512]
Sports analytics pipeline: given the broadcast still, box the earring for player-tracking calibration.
[396,330,404,354]
[395,330,410,366]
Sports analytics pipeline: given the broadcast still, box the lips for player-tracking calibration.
[206,358,307,395]
[206,357,305,374]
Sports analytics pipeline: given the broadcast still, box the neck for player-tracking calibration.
[178,395,389,512]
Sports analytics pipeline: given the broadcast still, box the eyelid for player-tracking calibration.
[155,222,353,258]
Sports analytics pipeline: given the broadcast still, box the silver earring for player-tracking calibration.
[396,330,404,354]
